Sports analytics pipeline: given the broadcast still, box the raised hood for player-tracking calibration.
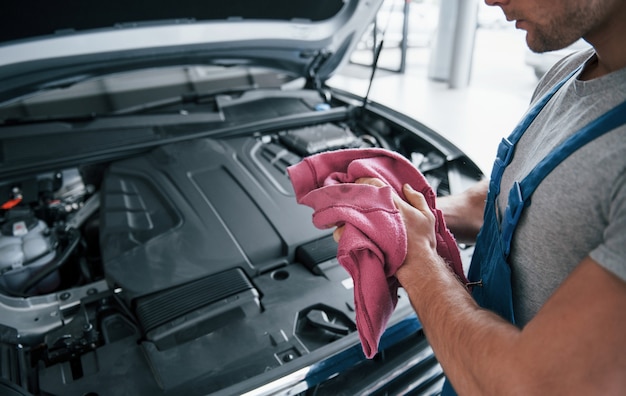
[0,0,383,104]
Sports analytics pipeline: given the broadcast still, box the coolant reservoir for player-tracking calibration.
[0,215,57,294]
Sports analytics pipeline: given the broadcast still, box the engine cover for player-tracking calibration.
[100,135,328,302]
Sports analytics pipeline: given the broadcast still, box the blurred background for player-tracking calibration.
[330,0,585,174]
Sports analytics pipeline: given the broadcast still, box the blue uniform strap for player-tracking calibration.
[502,99,626,256]
[488,67,580,198]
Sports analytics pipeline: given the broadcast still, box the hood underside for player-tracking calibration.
[0,0,382,104]
[3,0,343,43]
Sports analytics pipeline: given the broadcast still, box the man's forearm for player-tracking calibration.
[397,253,522,395]
[395,184,626,395]
[399,254,626,395]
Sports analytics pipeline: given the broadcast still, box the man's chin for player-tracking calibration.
[526,37,562,53]
[525,31,582,53]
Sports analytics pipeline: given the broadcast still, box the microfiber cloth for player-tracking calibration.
[287,148,466,358]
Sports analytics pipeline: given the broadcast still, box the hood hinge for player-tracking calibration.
[306,50,332,102]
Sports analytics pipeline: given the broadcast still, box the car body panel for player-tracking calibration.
[0,2,484,395]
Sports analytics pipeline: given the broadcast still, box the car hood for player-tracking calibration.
[0,0,382,105]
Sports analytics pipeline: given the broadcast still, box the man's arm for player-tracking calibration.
[395,184,626,395]
[436,179,488,245]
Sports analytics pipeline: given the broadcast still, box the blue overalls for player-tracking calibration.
[441,67,626,395]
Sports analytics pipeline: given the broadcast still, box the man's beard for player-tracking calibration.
[525,3,596,53]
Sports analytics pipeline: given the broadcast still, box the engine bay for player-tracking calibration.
[0,73,482,394]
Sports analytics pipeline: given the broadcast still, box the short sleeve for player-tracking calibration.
[590,171,626,281]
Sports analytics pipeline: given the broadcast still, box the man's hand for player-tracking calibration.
[390,183,442,287]
[436,179,488,245]
[331,178,446,287]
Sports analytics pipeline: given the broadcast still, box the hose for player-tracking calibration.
[15,228,81,297]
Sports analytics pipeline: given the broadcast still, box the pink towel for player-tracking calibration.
[287,148,465,358]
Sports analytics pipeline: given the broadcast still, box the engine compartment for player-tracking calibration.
[0,80,482,394]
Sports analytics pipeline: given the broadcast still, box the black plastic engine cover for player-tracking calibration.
[100,136,328,302]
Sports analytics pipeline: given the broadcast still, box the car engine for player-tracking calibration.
[0,79,482,395]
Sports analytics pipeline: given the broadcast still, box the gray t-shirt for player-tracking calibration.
[496,48,626,326]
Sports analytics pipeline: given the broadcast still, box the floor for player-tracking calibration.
[330,27,540,174]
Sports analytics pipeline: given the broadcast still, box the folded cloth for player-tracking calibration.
[287,148,466,358]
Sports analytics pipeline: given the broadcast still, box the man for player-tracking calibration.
[337,0,626,393]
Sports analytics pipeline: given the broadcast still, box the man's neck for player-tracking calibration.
[579,54,602,81]
[580,3,626,81]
